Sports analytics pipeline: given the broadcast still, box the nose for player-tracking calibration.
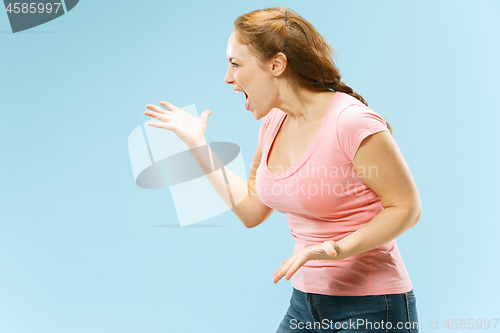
[224,67,234,84]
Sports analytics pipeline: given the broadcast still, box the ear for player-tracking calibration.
[270,52,287,76]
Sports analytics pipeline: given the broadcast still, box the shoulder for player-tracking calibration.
[334,101,390,162]
[336,104,388,132]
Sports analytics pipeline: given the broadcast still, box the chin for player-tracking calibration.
[248,109,259,120]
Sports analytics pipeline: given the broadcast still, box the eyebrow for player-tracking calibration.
[228,57,240,62]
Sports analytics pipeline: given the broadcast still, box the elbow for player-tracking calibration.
[241,215,266,229]
[401,193,422,228]
[242,220,254,229]
[239,216,257,229]
[408,202,422,228]
[243,219,262,229]
[411,208,421,227]
[389,201,421,229]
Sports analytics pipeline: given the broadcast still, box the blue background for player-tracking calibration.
[1,0,498,332]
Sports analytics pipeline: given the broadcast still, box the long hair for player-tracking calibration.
[233,7,393,134]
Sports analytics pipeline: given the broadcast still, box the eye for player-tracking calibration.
[231,62,239,69]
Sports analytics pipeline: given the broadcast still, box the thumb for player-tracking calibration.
[201,109,212,121]
[323,241,338,257]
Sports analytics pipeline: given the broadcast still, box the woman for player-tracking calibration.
[144,7,421,333]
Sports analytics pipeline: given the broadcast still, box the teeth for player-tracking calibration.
[235,90,242,94]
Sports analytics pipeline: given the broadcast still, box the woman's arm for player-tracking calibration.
[188,139,274,228]
[334,130,422,260]
[144,101,274,228]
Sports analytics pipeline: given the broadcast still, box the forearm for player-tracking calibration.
[187,140,258,226]
[335,204,421,260]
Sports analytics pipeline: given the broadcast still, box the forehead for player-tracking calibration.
[226,30,250,60]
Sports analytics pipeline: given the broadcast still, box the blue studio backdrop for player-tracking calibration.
[1,1,499,332]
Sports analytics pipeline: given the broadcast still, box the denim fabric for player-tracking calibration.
[276,288,419,333]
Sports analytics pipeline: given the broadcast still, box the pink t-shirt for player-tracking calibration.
[256,92,413,296]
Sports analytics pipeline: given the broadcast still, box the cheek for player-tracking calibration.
[247,73,268,93]
[256,80,275,98]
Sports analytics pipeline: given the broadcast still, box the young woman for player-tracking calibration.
[144,7,421,333]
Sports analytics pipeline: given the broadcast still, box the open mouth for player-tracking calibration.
[235,88,250,110]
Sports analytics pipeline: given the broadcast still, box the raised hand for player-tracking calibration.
[144,101,212,149]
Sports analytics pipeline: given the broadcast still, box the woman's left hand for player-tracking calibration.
[273,240,341,284]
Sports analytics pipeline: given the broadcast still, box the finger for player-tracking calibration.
[273,264,286,279]
[273,265,286,283]
[273,267,281,279]
[146,103,169,114]
[147,121,173,131]
[285,255,308,281]
[147,121,163,128]
[273,270,284,284]
[275,257,292,277]
[274,257,298,283]
[144,110,171,120]
[159,101,178,112]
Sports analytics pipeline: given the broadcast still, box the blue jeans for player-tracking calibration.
[276,288,419,333]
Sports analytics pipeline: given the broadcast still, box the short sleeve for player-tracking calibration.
[336,105,390,162]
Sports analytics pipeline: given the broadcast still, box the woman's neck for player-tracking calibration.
[276,87,336,126]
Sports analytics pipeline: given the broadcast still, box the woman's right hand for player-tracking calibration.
[144,101,212,149]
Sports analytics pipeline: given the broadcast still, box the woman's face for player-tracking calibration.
[224,30,278,119]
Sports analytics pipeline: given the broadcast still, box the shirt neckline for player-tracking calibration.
[263,91,341,180]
